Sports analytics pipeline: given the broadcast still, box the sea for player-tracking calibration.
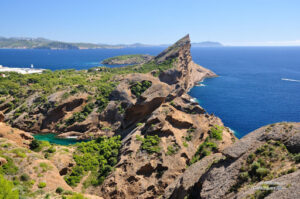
[1,47,300,139]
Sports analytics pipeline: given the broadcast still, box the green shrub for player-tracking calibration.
[287,167,297,174]
[64,103,95,126]
[11,148,27,158]
[136,123,143,127]
[209,125,223,140]
[130,80,152,97]
[183,141,188,147]
[140,135,161,154]
[67,193,86,199]
[62,92,70,100]
[250,161,261,174]
[239,172,250,182]
[56,187,64,194]
[135,135,143,142]
[294,153,300,163]
[0,156,19,175]
[117,104,125,114]
[29,139,40,150]
[0,174,19,199]
[247,153,256,164]
[45,146,56,153]
[39,162,52,172]
[38,182,46,188]
[166,144,180,155]
[185,134,192,142]
[20,173,30,181]
[190,140,218,165]
[256,168,270,179]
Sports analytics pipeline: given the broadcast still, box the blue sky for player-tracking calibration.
[1,0,300,46]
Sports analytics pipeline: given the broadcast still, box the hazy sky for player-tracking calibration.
[1,0,300,46]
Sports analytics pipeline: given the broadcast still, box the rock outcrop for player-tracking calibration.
[0,157,7,166]
[157,35,216,91]
[0,122,33,147]
[163,122,300,199]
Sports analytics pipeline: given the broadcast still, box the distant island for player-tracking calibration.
[192,41,223,47]
[0,36,223,50]
[101,54,154,65]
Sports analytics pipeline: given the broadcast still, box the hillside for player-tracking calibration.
[0,35,299,199]
[0,37,127,49]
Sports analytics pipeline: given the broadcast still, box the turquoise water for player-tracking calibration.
[33,133,83,145]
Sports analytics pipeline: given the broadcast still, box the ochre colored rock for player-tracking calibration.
[0,157,7,166]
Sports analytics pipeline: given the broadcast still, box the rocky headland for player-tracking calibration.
[0,35,299,199]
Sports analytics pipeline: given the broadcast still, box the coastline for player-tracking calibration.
[0,65,44,74]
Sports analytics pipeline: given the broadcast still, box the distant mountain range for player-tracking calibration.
[0,36,223,49]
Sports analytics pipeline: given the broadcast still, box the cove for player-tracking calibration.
[33,133,84,145]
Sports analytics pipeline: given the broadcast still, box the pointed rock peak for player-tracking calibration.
[154,34,191,64]
[173,34,190,47]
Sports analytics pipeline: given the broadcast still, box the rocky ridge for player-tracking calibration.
[163,122,300,199]
[83,35,234,198]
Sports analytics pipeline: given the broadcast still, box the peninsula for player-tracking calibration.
[101,54,154,65]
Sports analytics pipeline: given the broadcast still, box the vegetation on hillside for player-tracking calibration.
[136,135,161,154]
[130,80,152,97]
[0,57,176,126]
[0,174,19,199]
[189,125,223,165]
[230,140,299,193]
[64,136,121,187]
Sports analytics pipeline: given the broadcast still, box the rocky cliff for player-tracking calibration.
[83,35,234,198]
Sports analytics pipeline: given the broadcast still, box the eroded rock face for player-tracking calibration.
[88,100,235,198]
[162,122,300,199]
[163,153,223,199]
[158,35,216,92]
[0,122,34,147]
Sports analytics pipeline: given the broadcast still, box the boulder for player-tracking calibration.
[285,131,300,153]
[0,157,7,166]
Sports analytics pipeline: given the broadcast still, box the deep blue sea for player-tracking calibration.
[1,47,299,138]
